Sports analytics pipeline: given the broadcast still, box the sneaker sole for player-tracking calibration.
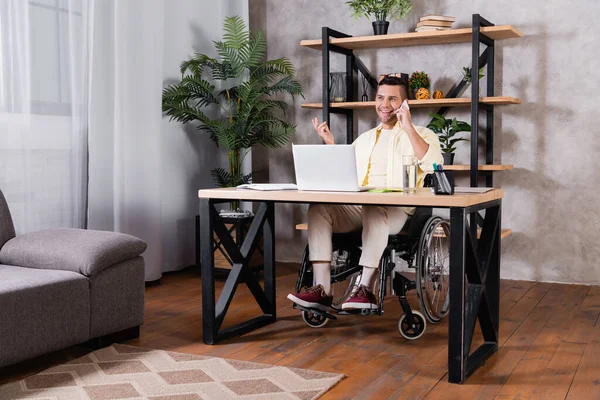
[341,301,378,310]
[287,294,332,311]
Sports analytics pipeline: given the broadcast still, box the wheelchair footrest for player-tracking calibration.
[293,304,337,320]
[336,308,383,316]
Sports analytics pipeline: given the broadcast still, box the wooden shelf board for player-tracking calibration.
[478,228,513,239]
[444,164,514,171]
[301,25,522,50]
[301,97,520,110]
[297,223,512,239]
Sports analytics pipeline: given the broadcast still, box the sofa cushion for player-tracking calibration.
[0,264,90,367]
[0,228,147,277]
[0,189,16,250]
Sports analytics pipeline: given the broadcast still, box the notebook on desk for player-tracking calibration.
[236,183,297,191]
[453,186,494,193]
[292,144,368,192]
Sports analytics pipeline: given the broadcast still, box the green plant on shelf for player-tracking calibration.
[346,0,413,22]
[461,66,484,83]
[427,113,471,154]
[408,70,430,91]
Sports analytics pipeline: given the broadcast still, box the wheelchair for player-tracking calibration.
[293,206,450,340]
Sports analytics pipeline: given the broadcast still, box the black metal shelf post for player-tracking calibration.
[321,27,382,144]
[469,14,497,236]
[322,27,354,144]
[471,14,496,188]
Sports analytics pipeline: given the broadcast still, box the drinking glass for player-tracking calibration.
[402,155,417,194]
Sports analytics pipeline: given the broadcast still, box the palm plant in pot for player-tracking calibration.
[162,16,303,210]
[427,113,471,165]
[347,0,413,35]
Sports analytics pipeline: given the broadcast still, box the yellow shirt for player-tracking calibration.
[353,122,443,214]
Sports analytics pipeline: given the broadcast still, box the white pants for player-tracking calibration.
[307,204,409,269]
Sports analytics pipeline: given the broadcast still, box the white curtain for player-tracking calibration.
[1,0,249,282]
[0,0,90,232]
[87,0,165,281]
[87,0,164,281]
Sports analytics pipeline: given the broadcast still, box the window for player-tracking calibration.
[0,0,83,115]
[29,0,82,115]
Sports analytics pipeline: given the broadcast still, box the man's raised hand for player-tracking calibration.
[394,100,413,132]
[312,117,335,145]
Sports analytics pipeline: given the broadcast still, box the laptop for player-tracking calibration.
[292,144,367,192]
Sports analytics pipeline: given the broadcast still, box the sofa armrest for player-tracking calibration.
[0,228,147,277]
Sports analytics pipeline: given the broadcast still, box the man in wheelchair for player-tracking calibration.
[287,75,443,312]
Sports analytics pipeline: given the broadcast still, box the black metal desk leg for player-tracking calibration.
[200,198,216,344]
[448,200,502,383]
[449,207,467,383]
[200,200,277,344]
[263,201,276,316]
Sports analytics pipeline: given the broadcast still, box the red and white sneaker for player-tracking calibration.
[341,285,378,310]
[287,285,333,311]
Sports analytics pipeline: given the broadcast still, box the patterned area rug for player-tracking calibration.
[0,344,344,400]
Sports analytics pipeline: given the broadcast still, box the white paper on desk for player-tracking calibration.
[236,183,298,191]
[454,186,494,193]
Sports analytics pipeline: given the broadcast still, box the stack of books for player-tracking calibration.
[415,15,455,32]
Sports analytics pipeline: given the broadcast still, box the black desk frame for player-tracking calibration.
[199,197,501,384]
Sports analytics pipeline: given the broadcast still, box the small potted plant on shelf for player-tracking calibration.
[347,0,413,35]
[408,70,430,99]
[462,66,485,94]
[427,113,471,165]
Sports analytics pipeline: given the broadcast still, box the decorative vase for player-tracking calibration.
[329,72,347,102]
[442,153,455,165]
[372,20,389,35]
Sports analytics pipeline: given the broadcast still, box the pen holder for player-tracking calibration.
[433,171,455,195]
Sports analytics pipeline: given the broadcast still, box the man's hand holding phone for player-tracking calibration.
[312,117,335,145]
[395,100,413,131]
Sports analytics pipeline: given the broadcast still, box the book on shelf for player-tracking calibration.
[417,20,453,28]
[415,26,451,32]
[419,14,456,22]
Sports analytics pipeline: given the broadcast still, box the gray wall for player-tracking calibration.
[250,0,600,284]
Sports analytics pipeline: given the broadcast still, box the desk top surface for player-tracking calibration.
[198,187,503,208]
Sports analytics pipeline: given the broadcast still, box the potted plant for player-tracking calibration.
[408,70,430,99]
[347,0,413,35]
[461,66,485,83]
[162,16,303,210]
[427,113,471,165]
[461,66,485,94]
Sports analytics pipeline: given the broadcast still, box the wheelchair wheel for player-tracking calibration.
[398,311,426,340]
[416,216,450,324]
[302,310,329,328]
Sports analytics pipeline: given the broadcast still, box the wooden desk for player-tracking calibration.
[198,187,503,384]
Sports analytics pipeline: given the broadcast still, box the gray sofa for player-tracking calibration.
[0,189,146,368]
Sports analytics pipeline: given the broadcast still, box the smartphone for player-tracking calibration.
[401,99,410,111]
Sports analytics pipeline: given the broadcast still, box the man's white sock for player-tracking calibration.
[312,262,331,295]
[359,266,378,291]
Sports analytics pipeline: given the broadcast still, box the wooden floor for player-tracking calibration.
[2,261,600,399]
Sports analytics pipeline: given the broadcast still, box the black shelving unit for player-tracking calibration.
[319,14,501,189]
